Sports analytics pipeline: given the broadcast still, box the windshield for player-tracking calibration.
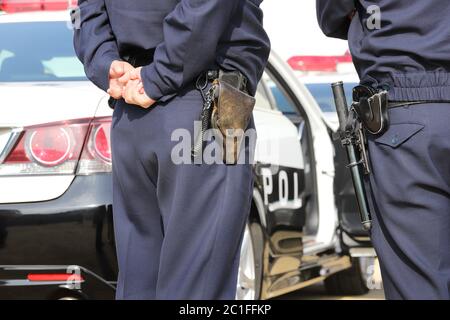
[0,21,87,82]
[306,83,356,113]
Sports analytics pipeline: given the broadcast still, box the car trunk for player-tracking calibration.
[0,81,105,203]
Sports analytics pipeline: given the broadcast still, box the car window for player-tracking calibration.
[305,83,355,113]
[262,73,297,115]
[0,50,14,69]
[0,21,87,82]
[255,81,273,111]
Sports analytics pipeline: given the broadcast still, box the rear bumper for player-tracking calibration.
[0,265,115,300]
[0,174,117,299]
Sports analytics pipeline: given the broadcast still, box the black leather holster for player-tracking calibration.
[352,85,389,136]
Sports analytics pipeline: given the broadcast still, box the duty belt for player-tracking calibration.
[388,101,441,108]
[123,49,155,67]
[352,84,450,135]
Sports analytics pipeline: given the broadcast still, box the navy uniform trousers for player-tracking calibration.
[111,85,253,300]
[367,103,450,299]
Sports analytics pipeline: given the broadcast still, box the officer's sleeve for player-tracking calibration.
[316,0,355,40]
[73,0,120,92]
[141,0,241,102]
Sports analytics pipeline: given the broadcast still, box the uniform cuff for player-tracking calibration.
[141,63,166,101]
[141,63,180,103]
[94,52,121,92]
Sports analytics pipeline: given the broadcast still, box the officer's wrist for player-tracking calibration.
[93,53,121,92]
[140,64,166,101]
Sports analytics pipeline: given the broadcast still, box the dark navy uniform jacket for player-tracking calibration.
[73,0,270,101]
[317,0,450,101]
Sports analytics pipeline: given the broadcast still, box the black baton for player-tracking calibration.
[332,82,372,231]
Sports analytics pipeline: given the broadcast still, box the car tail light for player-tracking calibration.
[93,123,111,162]
[0,0,78,13]
[288,51,353,72]
[76,118,112,175]
[28,127,73,166]
[0,117,112,176]
[27,273,84,282]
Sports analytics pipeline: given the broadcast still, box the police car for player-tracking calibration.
[287,52,359,126]
[0,2,372,300]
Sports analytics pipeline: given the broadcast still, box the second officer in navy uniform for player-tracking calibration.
[73,0,270,299]
[317,0,450,299]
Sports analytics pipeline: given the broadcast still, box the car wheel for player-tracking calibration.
[48,288,86,300]
[236,222,264,300]
[324,257,369,295]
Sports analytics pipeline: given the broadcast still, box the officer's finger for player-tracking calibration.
[129,81,149,108]
[122,62,134,74]
[122,82,133,104]
[131,81,144,103]
[130,68,141,81]
[136,95,152,109]
[108,86,122,99]
[108,79,123,99]
[126,78,136,87]
[113,64,123,76]
[118,73,130,85]
[110,61,124,78]
[124,80,140,105]
[136,89,154,109]
[137,82,145,94]
[108,90,122,100]
[121,81,130,103]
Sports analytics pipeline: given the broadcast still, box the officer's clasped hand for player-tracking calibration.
[107,61,156,109]
[107,60,133,100]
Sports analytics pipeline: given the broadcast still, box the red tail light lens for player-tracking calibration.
[0,0,40,13]
[288,51,353,72]
[28,127,72,166]
[27,273,84,282]
[0,117,112,176]
[0,0,78,13]
[76,118,112,175]
[288,56,339,72]
[93,123,112,162]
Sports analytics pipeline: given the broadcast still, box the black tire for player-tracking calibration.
[250,222,264,300]
[324,258,369,296]
[48,288,86,300]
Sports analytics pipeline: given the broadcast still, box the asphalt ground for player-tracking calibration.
[277,258,385,300]
[278,283,385,300]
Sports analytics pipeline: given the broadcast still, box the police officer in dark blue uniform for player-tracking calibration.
[317,0,450,299]
[73,0,270,299]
